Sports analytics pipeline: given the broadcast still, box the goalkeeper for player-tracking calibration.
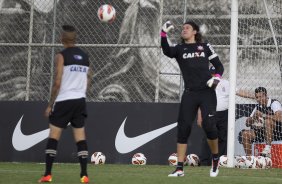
[161,21,224,177]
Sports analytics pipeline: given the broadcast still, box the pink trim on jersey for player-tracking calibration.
[214,74,222,78]
[160,31,167,37]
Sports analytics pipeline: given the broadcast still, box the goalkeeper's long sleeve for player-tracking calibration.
[160,36,224,91]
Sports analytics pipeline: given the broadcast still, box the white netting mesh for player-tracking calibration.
[235,0,282,168]
[0,0,232,102]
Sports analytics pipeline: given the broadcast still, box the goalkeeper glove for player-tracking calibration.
[161,21,174,33]
[207,76,220,89]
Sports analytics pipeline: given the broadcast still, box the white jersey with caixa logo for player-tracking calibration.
[215,78,229,111]
[55,47,89,102]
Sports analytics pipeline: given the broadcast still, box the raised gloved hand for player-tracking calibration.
[162,21,174,33]
[207,76,220,89]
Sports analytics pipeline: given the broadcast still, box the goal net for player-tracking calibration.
[234,0,282,168]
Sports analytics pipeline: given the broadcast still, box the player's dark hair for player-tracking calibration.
[62,25,76,32]
[255,87,267,95]
[61,25,76,44]
[182,21,203,43]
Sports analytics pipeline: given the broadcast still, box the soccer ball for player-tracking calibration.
[186,154,200,166]
[90,152,106,165]
[168,153,178,166]
[220,155,245,168]
[168,153,189,166]
[264,157,272,169]
[97,4,116,23]
[234,155,246,168]
[254,156,266,169]
[132,153,147,165]
[245,156,255,168]
[219,155,228,167]
[252,117,265,128]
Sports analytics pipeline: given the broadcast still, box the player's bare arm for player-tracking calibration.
[265,110,282,122]
[253,110,263,118]
[236,89,255,99]
[45,53,64,117]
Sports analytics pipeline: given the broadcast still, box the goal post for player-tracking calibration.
[227,0,239,168]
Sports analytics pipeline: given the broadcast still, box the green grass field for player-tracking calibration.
[0,162,281,184]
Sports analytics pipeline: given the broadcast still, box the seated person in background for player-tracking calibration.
[239,87,282,157]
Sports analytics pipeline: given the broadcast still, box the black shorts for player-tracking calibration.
[49,98,87,128]
[177,88,217,141]
[214,110,228,141]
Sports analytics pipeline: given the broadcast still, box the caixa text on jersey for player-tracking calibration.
[183,52,205,59]
[70,65,88,72]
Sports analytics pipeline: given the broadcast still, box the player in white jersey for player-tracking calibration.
[239,87,282,157]
[197,66,229,157]
[211,66,229,156]
[38,25,92,183]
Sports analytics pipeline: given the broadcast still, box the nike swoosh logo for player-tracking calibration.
[12,115,49,151]
[115,117,177,154]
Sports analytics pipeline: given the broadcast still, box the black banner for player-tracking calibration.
[0,102,209,165]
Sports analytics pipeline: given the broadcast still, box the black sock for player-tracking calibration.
[77,140,88,177]
[212,154,219,172]
[44,138,58,176]
[176,162,184,171]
